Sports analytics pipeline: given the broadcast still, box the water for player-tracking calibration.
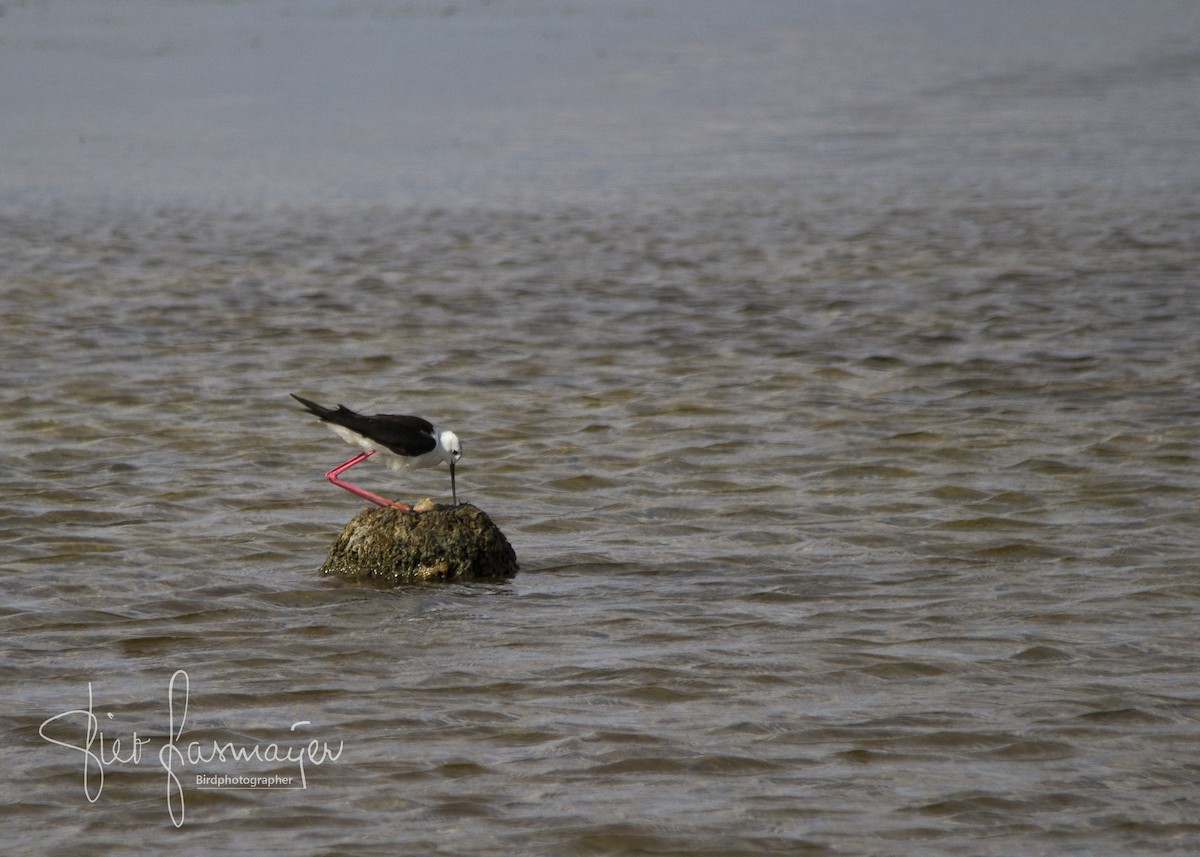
[2,1,1200,854]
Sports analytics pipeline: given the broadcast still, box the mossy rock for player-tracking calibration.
[321,503,518,585]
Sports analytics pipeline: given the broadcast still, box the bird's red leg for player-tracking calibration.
[324,451,411,510]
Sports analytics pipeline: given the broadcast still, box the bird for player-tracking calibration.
[292,394,461,509]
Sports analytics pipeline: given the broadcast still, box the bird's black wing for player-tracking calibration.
[364,413,438,457]
[291,393,335,419]
[293,394,437,456]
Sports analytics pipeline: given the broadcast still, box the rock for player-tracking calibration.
[320,503,518,585]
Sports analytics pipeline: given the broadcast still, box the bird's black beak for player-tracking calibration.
[450,461,457,505]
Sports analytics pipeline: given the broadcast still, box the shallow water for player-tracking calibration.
[3,2,1200,855]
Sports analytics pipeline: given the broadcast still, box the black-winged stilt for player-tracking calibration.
[292,394,461,510]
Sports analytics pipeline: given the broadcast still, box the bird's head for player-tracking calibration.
[439,430,462,505]
[439,430,462,464]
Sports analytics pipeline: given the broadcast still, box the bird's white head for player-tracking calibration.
[438,430,462,465]
[439,429,462,505]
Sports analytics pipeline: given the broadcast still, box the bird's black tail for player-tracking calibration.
[291,393,336,420]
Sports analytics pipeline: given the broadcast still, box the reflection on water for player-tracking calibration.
[2,1,1200,854]
[4,194,1198,854]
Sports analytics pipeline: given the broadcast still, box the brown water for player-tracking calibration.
[3,2,1200,855]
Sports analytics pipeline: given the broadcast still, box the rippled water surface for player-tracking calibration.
[3,2,1200,855]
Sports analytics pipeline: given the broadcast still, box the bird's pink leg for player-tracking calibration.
[325,451,411,510]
